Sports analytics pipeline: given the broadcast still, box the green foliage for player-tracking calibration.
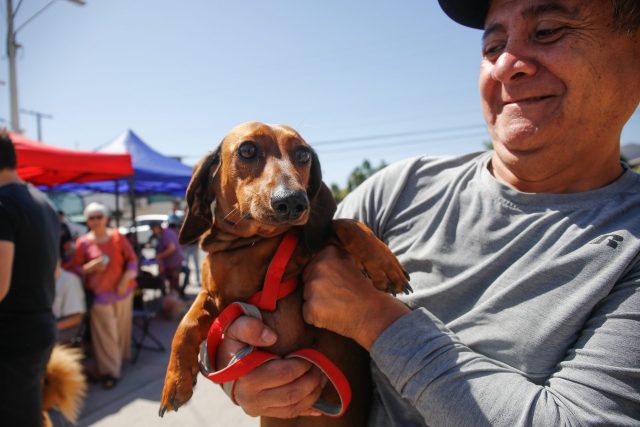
[331,159,388,203]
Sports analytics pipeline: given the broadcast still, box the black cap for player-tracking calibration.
[438,0,490,29]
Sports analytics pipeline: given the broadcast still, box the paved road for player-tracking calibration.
[76,289,258,427]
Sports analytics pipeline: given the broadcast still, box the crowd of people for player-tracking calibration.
[0,130,200,425]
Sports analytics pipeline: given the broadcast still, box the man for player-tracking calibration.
[58,210,74,264]
[0,131,60,426]
[167,200,184,227]
[151,221,185,295]
[217,1,640,425]
[53,261,86,344]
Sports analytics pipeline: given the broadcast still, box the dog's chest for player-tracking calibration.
[208,238,315,354]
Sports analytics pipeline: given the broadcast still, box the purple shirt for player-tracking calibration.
[156,228,185,270]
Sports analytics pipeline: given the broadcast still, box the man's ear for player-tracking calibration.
[179,144,222,245]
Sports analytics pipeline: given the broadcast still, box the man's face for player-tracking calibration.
[479,0,640,189]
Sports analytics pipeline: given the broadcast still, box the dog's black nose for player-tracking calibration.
[271,189,309,220]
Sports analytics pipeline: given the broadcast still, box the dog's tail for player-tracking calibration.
[42,345,87,426]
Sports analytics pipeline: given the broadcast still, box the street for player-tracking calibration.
[76,287,258,427]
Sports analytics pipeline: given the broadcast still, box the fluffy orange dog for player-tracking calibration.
[42,345,86,427]
[159,122,410,426]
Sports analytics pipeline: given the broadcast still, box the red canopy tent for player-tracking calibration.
[11,132,133,186]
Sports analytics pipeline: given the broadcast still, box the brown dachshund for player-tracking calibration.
[159,122,410,426]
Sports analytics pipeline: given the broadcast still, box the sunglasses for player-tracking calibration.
[87,215,104,221]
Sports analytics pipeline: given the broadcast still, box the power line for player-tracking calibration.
[310,123,486,146]
[177,126,488,161]
[317,130,488,154]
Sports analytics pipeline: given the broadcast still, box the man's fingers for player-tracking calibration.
[225,315,277,347]
[238,364,326,418]
[237,358,315,391]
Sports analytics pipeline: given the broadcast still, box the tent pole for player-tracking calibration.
[128,176,138,248]
[114,180,120,227]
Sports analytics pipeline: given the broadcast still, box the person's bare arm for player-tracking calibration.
[57,313,83,331]
[156,243,176,260]
[0,241,15,302]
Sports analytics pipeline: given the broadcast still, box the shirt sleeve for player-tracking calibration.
[64,237,87,274]
[371,262,640,426]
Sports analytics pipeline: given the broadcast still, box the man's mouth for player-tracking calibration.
[505,95,555,105]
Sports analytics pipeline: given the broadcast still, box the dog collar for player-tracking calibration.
[198,231,352,418]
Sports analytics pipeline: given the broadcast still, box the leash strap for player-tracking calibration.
[198,232,352,418]
[286,349,352,418]
[256,231,299,311]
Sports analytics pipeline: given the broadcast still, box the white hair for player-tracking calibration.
[83,202,110,220]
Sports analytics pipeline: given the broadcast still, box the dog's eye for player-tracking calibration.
[238,142,257,160]
[295,148,311,164]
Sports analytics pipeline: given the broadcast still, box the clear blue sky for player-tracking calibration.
[2,0,639,187]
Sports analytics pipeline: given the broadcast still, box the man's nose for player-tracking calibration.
[490,43,538,83]
[270,188,309,220]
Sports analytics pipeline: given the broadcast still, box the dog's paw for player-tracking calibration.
[331,219,411,295]
[159,353,200,417]
[360,243,411,295]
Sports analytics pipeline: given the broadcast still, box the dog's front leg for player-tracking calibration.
[331,219,411,295]
[159,290,218,416]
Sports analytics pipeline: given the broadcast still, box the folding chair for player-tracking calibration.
[132,271,166,363]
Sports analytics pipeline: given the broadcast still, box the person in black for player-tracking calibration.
[58,210,74,264]
[0,130,60,427]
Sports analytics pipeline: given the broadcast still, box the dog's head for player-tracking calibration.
[180,122,336,249]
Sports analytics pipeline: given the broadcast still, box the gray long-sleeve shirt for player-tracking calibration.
[336,152,640,426]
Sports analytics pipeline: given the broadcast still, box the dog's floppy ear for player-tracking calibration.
[179,144,222,245]
[306,148,323,201]
[303,151,337,251]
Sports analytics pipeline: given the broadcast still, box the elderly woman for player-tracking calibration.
[68,202,137,389]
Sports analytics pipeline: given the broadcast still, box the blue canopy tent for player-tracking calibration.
[56,130,193,195]
[54,130,194,232]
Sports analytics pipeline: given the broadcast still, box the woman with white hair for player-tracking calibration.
[67,202,138,389]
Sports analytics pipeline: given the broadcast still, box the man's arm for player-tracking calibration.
[0,241,14,302]
[156,242,176,260]
[304,249,640,426]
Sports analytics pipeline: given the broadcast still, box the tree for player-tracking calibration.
[331,159,387,203]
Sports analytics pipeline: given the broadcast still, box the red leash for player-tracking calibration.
[199,232,352,418]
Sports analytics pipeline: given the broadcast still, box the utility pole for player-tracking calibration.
[20,109,53,141]
[5,0,86,134]
[6,0,20,132]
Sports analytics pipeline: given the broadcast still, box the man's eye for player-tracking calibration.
[295,148,311,164]
[238,141,257,160]
[534,27,564,41]
[483,43,504,59]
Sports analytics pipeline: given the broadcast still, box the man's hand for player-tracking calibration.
[302,246,410,350]
[218,316,325,418]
